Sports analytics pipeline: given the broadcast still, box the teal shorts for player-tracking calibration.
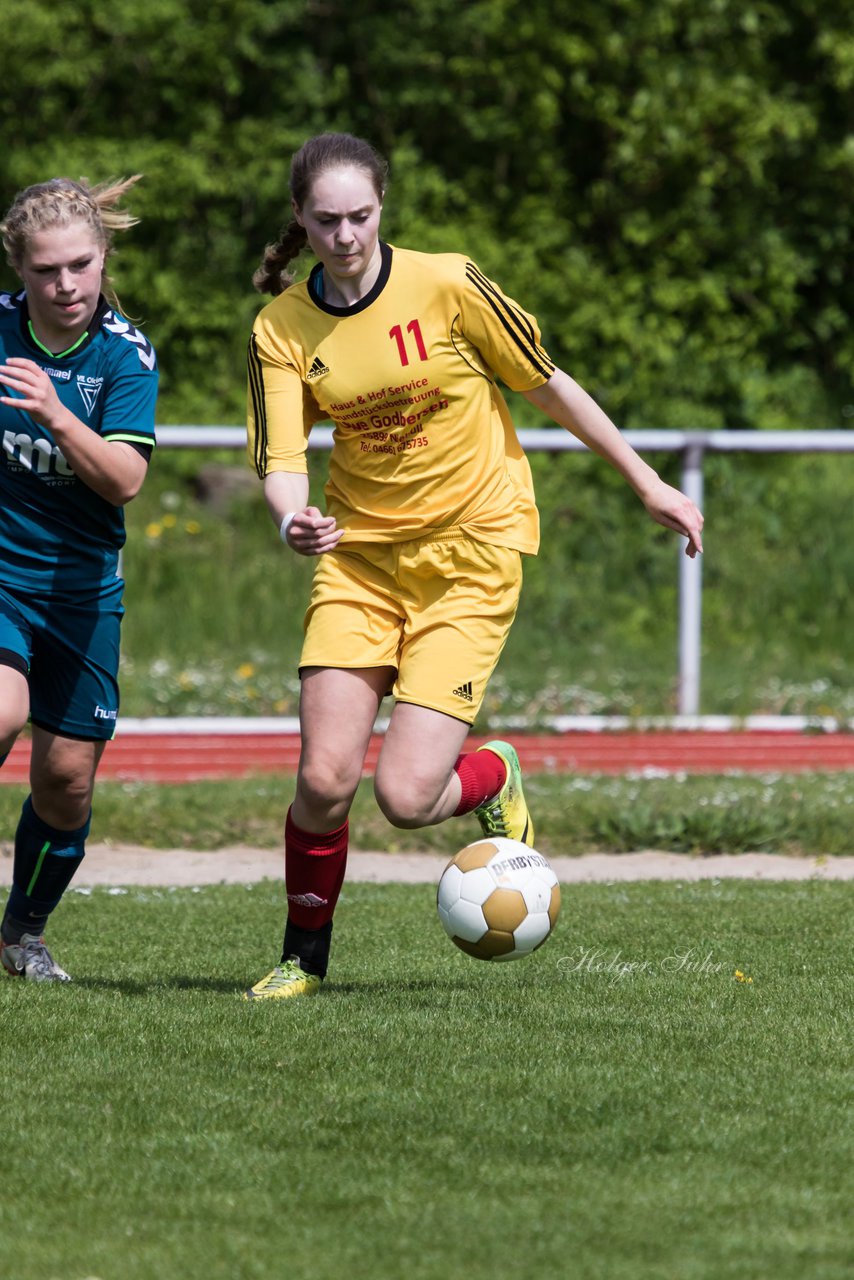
[0,580,124,741]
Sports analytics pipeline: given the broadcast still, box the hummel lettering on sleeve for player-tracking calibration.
[452,680,474,702]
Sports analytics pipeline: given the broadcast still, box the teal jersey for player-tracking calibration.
[0,291,158,594]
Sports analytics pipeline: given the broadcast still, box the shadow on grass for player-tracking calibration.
[318,978,476,996]
[73,975,477,997]
[75,975,247,995]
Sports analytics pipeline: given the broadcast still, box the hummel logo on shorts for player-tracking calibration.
[452,680,474,702]
[307,355,330,381]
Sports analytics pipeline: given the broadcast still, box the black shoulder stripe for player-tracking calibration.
[247,333,268,478]
[465,263,555,381]
[467,262,543,349]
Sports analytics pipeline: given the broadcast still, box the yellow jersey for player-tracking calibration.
[247,243,554,554]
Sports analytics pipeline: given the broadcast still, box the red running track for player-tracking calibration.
[1,731,853,784]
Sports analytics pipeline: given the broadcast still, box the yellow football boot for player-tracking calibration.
[473,740,535,847]
[243,957,323,1001]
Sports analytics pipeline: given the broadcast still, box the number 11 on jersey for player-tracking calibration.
[389,319,428,366]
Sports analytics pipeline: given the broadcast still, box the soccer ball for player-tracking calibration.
[436,837,561,962]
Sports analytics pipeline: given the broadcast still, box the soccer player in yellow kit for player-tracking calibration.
[245,133,704,998]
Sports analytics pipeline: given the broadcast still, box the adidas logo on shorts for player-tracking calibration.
[452,680,474,702]
[307,355,330,381]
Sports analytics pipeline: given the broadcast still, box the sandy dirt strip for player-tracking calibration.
[59,845,854,887]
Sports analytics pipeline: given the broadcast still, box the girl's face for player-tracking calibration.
[294,165,383,293]
[17,221,105,351]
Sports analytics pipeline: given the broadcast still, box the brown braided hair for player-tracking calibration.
[253,133,388,296]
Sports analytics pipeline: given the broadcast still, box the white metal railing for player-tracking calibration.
[156,426,854,715]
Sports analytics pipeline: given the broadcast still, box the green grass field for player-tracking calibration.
[1,879,850,1280]
[2,769,850,858]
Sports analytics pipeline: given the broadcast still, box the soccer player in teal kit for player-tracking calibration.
[0,176,157,981]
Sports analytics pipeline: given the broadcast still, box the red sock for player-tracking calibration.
[285,806,349,929]
[453,750,507,816]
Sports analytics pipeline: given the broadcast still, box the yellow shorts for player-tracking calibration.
[300,529,522,724]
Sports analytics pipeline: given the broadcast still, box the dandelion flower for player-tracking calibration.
[145,522,163,538]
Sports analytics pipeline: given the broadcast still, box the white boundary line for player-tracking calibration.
[115,714,850,735]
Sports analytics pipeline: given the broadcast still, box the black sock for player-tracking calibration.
[282,918,333,979]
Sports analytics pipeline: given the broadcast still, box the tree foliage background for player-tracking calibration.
[1,0,852,429]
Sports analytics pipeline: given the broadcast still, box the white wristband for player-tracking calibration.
[279,512,296,543]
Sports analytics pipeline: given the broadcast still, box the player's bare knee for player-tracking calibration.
[374,781,433,830]
[31,774,93,828]
[0,718,26,754]
[376,796,424,830]
[297,757,359,815]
